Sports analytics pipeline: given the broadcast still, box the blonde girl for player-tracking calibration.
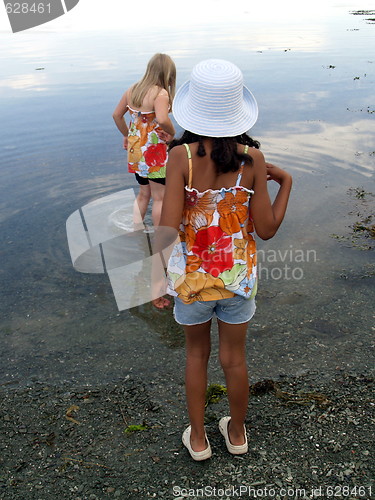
[113,53,176,228]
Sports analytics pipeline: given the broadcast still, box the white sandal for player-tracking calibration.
[219,416,248,455]
[182,426,212,461]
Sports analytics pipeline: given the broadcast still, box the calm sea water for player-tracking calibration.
[0,5,374,387]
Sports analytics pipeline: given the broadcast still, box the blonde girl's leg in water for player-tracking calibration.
[184,320,212,452]
[218,319,249,446]
[149,180,165,227]
[133,184,151,226]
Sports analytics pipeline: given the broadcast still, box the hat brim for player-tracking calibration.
[173,81,258,138]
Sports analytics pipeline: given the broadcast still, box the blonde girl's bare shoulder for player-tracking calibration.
[155,87,169,99]
[144,85,168,104]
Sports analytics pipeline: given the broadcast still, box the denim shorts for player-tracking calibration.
[173,295,256,326]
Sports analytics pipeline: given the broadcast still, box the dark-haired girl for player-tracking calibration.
[152,60,292,461]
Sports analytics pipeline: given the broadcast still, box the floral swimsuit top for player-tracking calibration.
[127,106,168,179]
[167,144,257,304]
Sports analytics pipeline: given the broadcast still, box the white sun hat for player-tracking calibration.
[173,59,258,138]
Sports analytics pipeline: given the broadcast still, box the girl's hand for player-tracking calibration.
[152,296,171,309]
[123,136,128,150]
[151,270,170,309]
[266,163,292,185]
[157,130,174,143]
[151,280,171,309]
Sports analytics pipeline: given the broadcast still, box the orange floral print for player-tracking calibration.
[176,272,234,304]
[166,145,257,302]
[246,239,256,278]
[178,228,186,243]
[127,110,167,177]
[138,119,149,147]
[247,217,254,234]
[234,238,246,260]
[128,135,142,165]
[217,190,249,235]
[184,224,196,252]
[148,164,163,174]
[182,190,217,232]
[246,234,256,256]
[186,254,202,273]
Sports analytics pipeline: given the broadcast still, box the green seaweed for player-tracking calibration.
[249,379,331,407]
[349,187,367,199]
[124,423,149,434]
[205,384,227,408]
[331,188,374,250]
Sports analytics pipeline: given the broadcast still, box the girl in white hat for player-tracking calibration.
[152,59,292,460]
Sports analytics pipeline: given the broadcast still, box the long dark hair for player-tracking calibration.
[169,131,260,175]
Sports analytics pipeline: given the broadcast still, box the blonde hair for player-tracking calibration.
[130,53,176,110]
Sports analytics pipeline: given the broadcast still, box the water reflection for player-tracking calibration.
[0,4,374,386]
[262,119,375,177]
[0,73,48,91]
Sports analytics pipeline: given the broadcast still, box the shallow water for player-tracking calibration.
[0,4,374,387]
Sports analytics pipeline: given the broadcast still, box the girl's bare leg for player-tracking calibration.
[218,319,249,445]
[149,181,165,227]
[134,184,151,225]
[184,320,212,452]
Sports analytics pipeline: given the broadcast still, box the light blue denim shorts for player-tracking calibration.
[173,295,256,326]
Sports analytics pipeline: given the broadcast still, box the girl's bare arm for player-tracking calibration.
[152,146,186,307]
[159,146,186,231]
[112,89,129,140]
[250,149,292,240]
[154,92,176,137]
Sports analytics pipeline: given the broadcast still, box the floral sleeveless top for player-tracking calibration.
[127,106,167,179]
[167,144,257,304]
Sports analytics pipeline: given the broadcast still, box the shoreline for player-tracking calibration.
[1,370,373,499]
